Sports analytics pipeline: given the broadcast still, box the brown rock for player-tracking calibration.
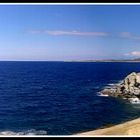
[101,72,140,100]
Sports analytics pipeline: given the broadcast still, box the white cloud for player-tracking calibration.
[29,30,109,37]
[131,51,140,56]
[28,30,140,40]
[125,51,140,57]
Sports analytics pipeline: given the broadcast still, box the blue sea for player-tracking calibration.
[0,61,140,135]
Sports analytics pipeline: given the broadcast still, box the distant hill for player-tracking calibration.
[71,58,140,62]
[132,58,140,61]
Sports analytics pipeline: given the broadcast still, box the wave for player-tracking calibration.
[97,92,109,97]
[103,83,115,89]
[129,98,140,104]
[106,80,123,86]
[0,129,47,135]
[107,83,115,86]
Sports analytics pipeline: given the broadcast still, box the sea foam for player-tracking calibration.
[97,92,109,97]
[129,98,140,104]
[0,129,47,135]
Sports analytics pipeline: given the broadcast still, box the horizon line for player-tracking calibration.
[0,57,139,62]
[0,3,140,5]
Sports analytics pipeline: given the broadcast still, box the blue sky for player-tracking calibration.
[1,4,140,61]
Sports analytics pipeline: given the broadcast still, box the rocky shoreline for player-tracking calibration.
[100,72,140,103]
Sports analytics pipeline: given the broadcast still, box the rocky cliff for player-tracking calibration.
[101,72,140,101]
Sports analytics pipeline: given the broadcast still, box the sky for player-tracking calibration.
[1,4,140,61]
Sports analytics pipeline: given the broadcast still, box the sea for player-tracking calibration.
[0,61,140,135]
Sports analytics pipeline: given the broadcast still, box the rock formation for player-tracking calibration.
[101,72,140,102]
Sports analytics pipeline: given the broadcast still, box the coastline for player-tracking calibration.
[75,118,140,136]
